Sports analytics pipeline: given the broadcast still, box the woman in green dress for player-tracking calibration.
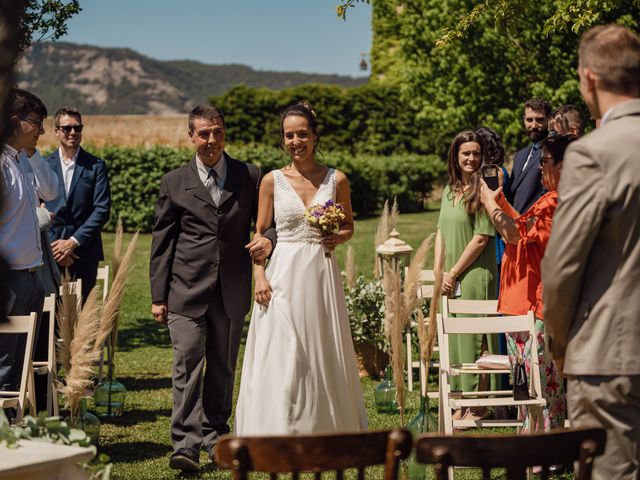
[434,130,498,417]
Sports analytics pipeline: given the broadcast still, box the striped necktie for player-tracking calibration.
[204,168,220,205]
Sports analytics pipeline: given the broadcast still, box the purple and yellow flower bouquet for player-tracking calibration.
[304,199,345,257]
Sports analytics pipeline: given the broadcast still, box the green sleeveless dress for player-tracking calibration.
[437,185,498,392]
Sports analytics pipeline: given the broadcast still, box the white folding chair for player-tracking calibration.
[96,265,110,384]
[437,297,545,434]
[0,313,38,424]
[404,268,437,393]
[96,265,110,304]
[59,278,83,311]
[32,294,59,416]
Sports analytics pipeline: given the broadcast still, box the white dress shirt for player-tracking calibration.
[58,147,82,246]
[0,144,43,270]
[18,149,59,201]
[196,154,227,205]
[59,146,79,197]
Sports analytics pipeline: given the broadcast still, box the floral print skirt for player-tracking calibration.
[506,318,566,432]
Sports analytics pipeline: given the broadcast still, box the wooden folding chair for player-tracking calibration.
[215,428,413,480]
[438,297,545,434]
[404,268,437,393]
[95,265,110,384]
[31,294,59,416]
[415,427,607,480]
[0,313,38,424]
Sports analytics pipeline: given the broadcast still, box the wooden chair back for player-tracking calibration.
[96,265,110,303]
[437,298,544,434]
[0,313,38,423]
[33,294,59,415]
[415,428,607,480]
[405,268,436,299]
[95,265,110,383]
[215,428,413,480]
[443,297,499,315]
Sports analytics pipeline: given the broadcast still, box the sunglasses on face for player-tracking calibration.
[56,125,84,133]
[18,115,44,129]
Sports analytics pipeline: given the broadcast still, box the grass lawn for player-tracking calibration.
[93,208,565,479]
[93,210,440,479]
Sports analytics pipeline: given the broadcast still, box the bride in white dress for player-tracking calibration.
[234,102,367,435]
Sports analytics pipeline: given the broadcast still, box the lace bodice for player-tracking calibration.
[272,168,336,244]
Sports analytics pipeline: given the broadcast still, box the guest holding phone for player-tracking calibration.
[479,133,574,433]
[435,130,499,422]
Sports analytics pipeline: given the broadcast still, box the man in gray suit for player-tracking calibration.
[542,24,640,480]
[150,105,275,472]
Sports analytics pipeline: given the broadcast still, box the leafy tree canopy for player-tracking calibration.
[340,0,639,157]
[19,0,81,53]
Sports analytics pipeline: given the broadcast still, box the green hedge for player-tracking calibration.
[212,83,430,156]
[93,144,446,232]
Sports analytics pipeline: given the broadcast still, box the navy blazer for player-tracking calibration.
[44,147,111,264]
[507,144,545,214]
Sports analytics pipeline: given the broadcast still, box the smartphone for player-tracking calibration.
[453,281,462,297]
[482,165,500,191]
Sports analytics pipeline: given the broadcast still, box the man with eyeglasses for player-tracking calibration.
[0,88,56,400]
[44,107,111,302]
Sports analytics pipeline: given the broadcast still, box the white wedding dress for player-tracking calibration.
[234,168,368,435]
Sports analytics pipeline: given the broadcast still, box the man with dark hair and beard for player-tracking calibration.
[507,97,551,213]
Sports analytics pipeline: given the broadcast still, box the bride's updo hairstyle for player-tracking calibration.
[279,101,321,155]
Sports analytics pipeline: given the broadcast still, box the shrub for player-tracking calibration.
[90,145,446,232]
[344,276,386,350]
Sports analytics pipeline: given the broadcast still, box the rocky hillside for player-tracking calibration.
[17,42,367,115]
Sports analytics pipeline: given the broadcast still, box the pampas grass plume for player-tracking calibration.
[57,288,102,424]
[345,245,357,290]
[95,231,139,365]
[374,200,390,277]
[382,262,406,424]
[389,196,399,232]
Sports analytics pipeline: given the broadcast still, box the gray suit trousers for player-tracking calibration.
[167,282,243,455]
[568,375,640,480]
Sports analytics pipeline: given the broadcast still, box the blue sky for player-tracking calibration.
[60,0,372,77]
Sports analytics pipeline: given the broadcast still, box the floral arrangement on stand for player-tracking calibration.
[304,199,345,257]
[343,245,388,377]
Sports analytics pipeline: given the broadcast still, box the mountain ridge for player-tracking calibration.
[17,42,367,115]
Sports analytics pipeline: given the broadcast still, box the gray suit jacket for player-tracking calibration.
[542,98,640,375]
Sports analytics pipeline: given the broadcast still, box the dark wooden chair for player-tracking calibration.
[215,428,413,480]
[415,427,607,480]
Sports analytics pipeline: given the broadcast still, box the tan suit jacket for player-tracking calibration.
[542,98,640,376]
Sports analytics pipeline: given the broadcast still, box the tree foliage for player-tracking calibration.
[19,0,81,54]
[366,0,639,156]
[337,0,371,20]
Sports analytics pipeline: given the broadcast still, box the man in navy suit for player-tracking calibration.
[507,97,551,213]
[44,107,110,301]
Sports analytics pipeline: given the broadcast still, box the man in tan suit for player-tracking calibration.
[542,24,640,480]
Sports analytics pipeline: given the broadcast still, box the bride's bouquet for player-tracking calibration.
[304,199,345,258]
